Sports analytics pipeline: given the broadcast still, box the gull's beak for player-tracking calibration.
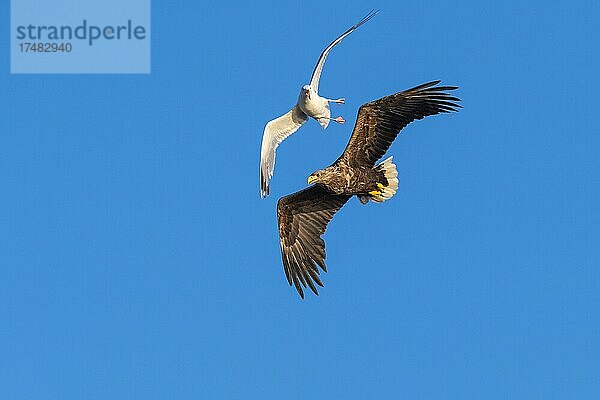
[307,175,317,185]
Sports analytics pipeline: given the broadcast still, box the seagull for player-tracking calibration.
[259,10,379,198]
[276,81,461,298]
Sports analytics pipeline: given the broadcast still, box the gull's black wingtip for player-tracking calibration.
[354,9,380,29]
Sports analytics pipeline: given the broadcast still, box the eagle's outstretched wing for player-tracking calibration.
[337,81,461,167]
[277,186,351,298]
[309,10,378,93]
[260,106,308,198]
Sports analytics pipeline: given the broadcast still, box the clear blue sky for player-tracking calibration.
[1,1,599,399]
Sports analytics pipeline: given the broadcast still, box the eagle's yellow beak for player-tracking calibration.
[307,175,317,185]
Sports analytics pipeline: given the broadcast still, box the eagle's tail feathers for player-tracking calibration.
[371,156,398,203]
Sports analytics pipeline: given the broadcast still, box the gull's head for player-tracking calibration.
[301,84,311,100]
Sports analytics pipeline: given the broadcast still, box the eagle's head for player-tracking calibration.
[307,169,332,185]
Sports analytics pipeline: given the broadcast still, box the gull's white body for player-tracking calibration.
[259,10,378,198]
[297,87,331,129]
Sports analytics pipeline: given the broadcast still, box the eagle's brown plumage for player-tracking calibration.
[277,81,461,298]
[338,80,461,167]
[277,187,351,297]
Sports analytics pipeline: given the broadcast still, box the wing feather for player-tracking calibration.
[337,81,461,167]
[277,186,350,298]
[309,10,378,92]
[260,106,308,197]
